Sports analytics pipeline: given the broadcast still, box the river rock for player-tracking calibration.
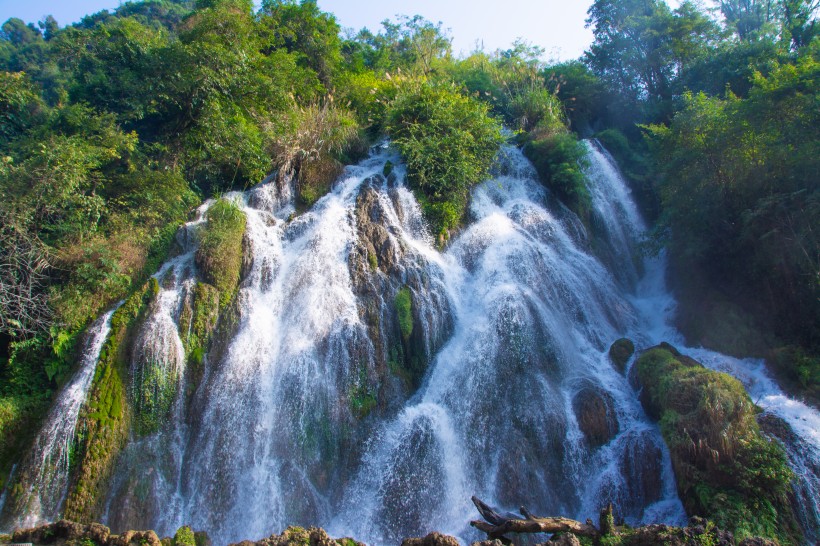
[608,338,635,372]
[545,533,581,546]
[229,526,363,546]
[401,532,460,546]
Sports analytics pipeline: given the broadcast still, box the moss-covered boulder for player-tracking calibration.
[608,338,635,373]
[634,343,800,544]
[195,198,247,309]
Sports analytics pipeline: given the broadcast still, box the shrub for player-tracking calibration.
[385,80,503,239]
[173,526,196,546]
[523,131,590,217]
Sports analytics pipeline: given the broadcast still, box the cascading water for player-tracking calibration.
[0,307,118,528]
[6,139,819,545]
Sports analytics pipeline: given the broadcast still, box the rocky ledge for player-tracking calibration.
[2,517,782,546]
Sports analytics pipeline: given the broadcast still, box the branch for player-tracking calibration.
[469,497,601,539]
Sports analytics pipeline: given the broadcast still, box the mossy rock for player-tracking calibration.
[195,198,247,310]
[178,282,220,366]
[634,343,801,544]
[608,338,635,373]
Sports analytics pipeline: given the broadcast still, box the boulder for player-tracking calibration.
[608,338,635,372]
[401,532,461,546]
[572,384,619,448]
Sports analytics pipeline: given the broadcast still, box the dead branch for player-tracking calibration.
[469,496,602,539]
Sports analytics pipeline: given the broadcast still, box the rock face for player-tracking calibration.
[608,338,635,372]
[572,384,619,448]
[347,176,454,405]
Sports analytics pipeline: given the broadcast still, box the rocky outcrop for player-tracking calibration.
[10,520,173,546]
[401,532,460,546]
[228,526,362,546]
[347,176,454,405]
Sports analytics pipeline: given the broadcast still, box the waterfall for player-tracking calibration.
[5,139,818,545]
[0,306,118,527]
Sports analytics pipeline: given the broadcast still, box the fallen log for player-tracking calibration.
[469,496,602,539]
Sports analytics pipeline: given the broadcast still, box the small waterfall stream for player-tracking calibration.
[4,140,818,544]
[1,307,118,528]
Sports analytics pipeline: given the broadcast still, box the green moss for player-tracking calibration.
[635,343,800,544]
[368,251,378,271]
[173,526,196,546]
[195,198,247,309]
[178,282,220,367]
[395,287,413,341]
[63,281,155,522]
[349,365,377,419]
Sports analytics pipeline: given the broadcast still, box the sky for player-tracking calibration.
[0,0,602,61]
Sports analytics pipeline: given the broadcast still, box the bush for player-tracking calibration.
[385,80,503,239]
[173,526,196,546]
[523,131,589,216]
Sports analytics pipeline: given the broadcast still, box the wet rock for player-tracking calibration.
[619,432,663,510]
[87,522,112,544]
[401,532,460,546]
[737,538,778,546]
[545,533,581,546]
[608,338,635,372]
[194,531,212,546]
[229,526,363,546]
[572,384,619,448]
[470,540,506,546]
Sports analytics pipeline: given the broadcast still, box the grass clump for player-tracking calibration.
[195,198,247,309]
[385,81,504,241]
[635,343,800,544]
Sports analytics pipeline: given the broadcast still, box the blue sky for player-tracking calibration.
[0,0,662,61]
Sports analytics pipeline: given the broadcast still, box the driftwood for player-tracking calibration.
[469,496,606,539]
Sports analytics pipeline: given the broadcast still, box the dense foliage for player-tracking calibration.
[385,81,503,238]
[579,0,819,401]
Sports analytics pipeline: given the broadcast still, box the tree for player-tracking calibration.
[585,0,719,120]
